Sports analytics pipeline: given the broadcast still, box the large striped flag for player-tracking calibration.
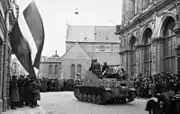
[10,0,45,79]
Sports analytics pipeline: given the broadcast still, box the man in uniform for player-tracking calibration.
[102,62,109,75]
[92,59,101,78]
[89,59,95,71]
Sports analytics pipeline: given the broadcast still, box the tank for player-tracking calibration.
[74,70,137,105]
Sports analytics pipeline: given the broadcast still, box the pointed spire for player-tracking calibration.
[53,50,59,57]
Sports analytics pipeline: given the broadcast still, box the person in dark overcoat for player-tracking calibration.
[30,78,41,108]
[17,75,25,107]
[23,76,31,106]
[9,75,20,109]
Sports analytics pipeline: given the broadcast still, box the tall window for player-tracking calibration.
[130,36,136,75]
[162,17,175,72]
[48,64,53,75]
[71,64,75,80]
[77,64,82,74]
[77,64,82,80]
[54,64,59,75]
[143,28,152,74]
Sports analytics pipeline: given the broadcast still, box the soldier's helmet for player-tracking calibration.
[94,58,97,62]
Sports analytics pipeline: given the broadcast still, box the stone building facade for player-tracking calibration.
[0,0,17,112]
[39,51,62,79]
[62,25,120,80]
[116,0,180,76]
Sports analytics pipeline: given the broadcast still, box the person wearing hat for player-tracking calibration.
[101,62,109,75]
[91,59,101,78]
[89,59,95,71]
[9,75,20,109]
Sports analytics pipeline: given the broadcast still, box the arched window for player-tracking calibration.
[162,17,175,72]
[77,64,82,74]
[48,64,52,75]
[143,28,152,74]
[130,36,136,75]
[71,64,75,80]
[77,64,82,80]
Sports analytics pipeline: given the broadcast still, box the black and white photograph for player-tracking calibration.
[0,0,180,114]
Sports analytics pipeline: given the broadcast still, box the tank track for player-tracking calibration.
[74,85,131,105]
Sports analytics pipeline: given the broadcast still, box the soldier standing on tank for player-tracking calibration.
[92,59,101,78]
[89,59,95,71]
[102,62,109,75]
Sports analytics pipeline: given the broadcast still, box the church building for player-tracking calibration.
[61,25,121,80]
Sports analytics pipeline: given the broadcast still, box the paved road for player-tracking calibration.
[40,92,148,114]
[3,92,148,114]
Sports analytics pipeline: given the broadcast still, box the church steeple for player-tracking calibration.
[53,50,59,57]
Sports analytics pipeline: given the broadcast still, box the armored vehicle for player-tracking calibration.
[74,69,137,105]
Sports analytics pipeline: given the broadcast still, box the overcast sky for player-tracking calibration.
[18,0,122,57]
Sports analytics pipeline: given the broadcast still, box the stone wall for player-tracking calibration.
[39,62,62,78]
[0,0,16,112]
[118,0,180,76]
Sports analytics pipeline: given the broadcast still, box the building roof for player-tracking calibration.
[66,25,119,43]
[41,51,62,63]
[61,42,92,61]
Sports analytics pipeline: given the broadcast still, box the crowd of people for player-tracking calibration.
[39,78,81,92]
[133,72,180,98]
[9,75,41,109]
[9,59,180,109]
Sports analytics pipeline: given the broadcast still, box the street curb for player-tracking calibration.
[1,104,46,114]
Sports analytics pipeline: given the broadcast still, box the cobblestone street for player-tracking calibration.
[3,92,148,114]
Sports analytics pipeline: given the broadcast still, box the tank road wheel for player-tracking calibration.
[83,93,87,102]
[106,91,112,101]
[121,98,126,104]
[87,94,92,102]
[74,88,80,99]
[128,91,136,102]
[79,93,83,101]
[92,94,96,103]
[96,94,103,104]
